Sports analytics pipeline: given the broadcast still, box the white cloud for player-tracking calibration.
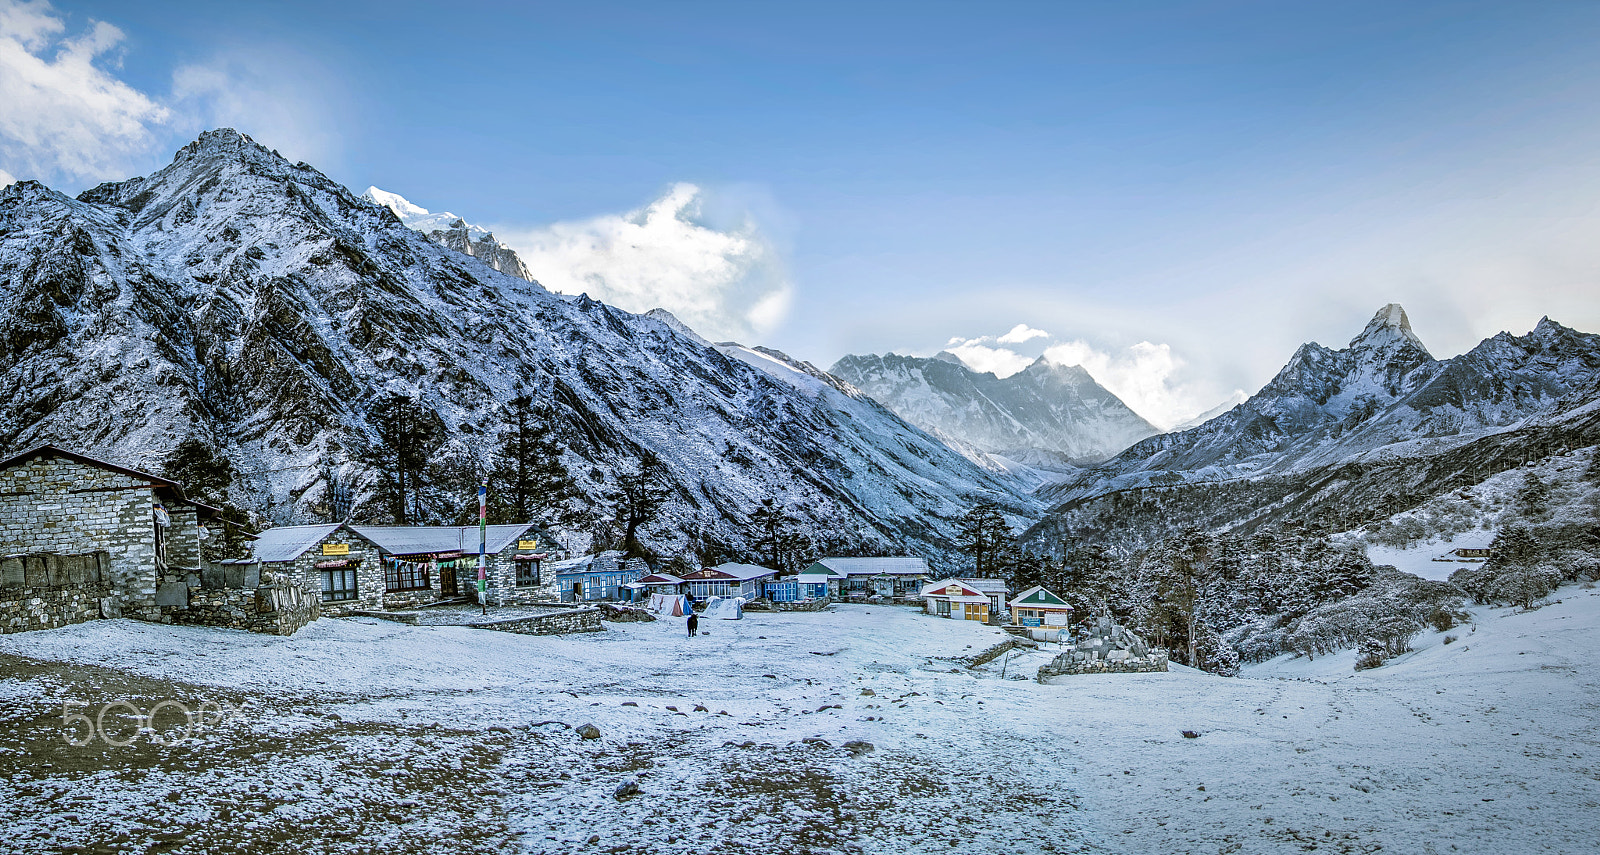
[494,183,793,342]
[0,0,169,183]
[997,323,1050,344]
[945,339,1036,377]
[1043,339,1209,430]
[0,166,14,187]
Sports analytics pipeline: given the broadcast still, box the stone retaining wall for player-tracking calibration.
[0,552,114,633]
[383,588,438,611]
[771,598,831,612]
[469,607,603,635]
[156,562,319,636]
[1037,651,1169,680]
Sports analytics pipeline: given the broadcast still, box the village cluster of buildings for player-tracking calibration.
[2,444,1080,636]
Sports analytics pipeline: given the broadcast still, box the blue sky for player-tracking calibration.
[4,1,1600,426]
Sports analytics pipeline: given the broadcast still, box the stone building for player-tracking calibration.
[0,445,317,636]
[0,445,219,623]
[251,522,548,613]
[350,524,545,608]
[250,524,379,617]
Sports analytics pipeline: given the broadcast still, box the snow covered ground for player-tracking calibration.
[1363,535,1487,581]
[2,595,1598,854]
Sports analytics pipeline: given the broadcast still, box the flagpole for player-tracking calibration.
[479,481,488,616]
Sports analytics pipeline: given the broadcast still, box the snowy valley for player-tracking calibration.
[2,127,1599,855]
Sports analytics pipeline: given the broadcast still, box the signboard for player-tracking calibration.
[322,543,350,556]
[518,540,539,550]
[1022,618,1042,627]
[945,584,963,596]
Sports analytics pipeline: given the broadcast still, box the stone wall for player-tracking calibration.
[0,552,114,634]
[469,607,603,635]
[157,562,319,635]
[165,504,201,570]
[0,456,165,620]
[771,597,831,613]
[478,550,551,606]
[1036,651,1169,680]
[383,587,440,610]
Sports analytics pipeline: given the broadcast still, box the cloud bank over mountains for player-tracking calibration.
[0,0,169,183]
[944,325,1238,430]
[492,182,793,344]
[0,0,339,185]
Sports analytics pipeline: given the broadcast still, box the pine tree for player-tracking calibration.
[751,497,789,571]
[1516,471,1552,521]
[1153,526,1218,667]
[162,438,254,560]
[488,394,580,527]
[162,437,235,500]
[366,392,445,524]
[611,452,672,562]
[959,499,1012,577]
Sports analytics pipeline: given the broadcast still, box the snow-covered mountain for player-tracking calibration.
[362,186,533,281]
[828,351,1159,464]
[0,129,1036,565]
[1024,304,1600,552]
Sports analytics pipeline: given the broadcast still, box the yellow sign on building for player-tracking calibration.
[322,543,350,556]
[518,540,539,549]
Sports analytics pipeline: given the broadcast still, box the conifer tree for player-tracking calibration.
[959,499,1012,577]
[611,452,672,562]
[366,392,444,524]
[488,394,580,528]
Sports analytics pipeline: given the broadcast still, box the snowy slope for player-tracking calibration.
[362,186,532,280]
[830,351,1159,463]
[4,592,1598,853]
[0,129,1034,564]
[714,342,1047,518]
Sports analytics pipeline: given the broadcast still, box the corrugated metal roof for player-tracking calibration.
[811,557,930,577]
[545,555,594,574]
[960,578,1009,594]
[919,578,990,602]
[252,524,345,563]
[711,562,777,581]
[349,524,536,557]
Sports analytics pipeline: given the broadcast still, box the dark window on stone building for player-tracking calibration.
[385,560,430,592]
[322,568,358,602]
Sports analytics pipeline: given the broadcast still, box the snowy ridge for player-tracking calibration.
[362,186,533,281]
[829,350,1159,464]
[1023,304,1600,552]
[0,129,1036,565]
[1039,305,1600,506]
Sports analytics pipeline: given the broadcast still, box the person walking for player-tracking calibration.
[687,612,699,638]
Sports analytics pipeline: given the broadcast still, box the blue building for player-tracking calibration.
[551,551,649,602]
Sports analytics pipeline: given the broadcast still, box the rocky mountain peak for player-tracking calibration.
[829,350,1157,462]
[361,186,533,282]
[1348,303,1429,355]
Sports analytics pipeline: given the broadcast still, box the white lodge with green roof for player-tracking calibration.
[1009,585,1073,628]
